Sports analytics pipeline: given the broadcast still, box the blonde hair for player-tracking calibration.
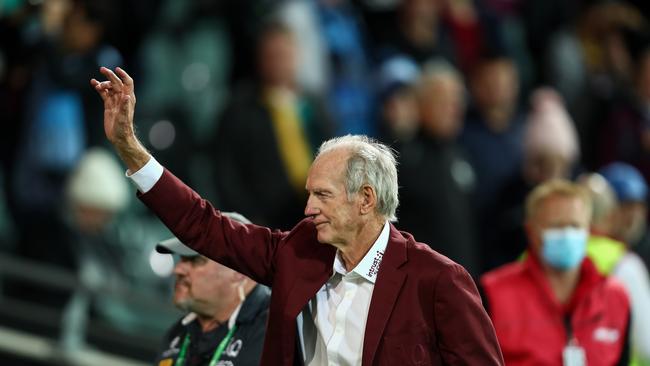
[525,179,592,220]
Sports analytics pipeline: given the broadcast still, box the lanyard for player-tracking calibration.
[175,325,238,366]
[563,314,573,340]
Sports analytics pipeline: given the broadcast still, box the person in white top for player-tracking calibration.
[90,67,504,365]
[598,164,650,364]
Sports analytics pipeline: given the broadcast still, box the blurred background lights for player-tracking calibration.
[148,119,176,150]
[181,62,210,92]
[149,250,174,277]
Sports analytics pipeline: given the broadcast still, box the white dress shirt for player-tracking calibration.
[128,157,390,366]
[300,221,389,366]
[126,156,162,193]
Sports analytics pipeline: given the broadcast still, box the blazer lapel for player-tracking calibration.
[362,225,408,365]
[285,242,337,318]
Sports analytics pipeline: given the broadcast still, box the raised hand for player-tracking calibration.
[91,67,149,172]
[90,67,136,145]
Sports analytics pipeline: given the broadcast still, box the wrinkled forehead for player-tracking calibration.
[312,149,350,177]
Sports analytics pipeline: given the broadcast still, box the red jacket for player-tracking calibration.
[481,254,630,366]
[140,169,504,366]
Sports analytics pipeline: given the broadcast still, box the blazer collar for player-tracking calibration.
[362,223,409,365]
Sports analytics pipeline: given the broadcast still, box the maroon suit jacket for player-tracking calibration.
[140,169,504,366]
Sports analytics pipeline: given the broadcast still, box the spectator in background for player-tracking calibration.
[28,0,120,147]
[577,173,626,275]
[520,0,582,87]
[521,89,580,184]
[460,52,523,270]
[279,0,374,135]
[59,147,135,345]
[377,0,455,65]
[11,147,129,310]
[276,0,329,95]
[476,0,534,94]
[484,88,579,271]
[154,212,270,366]
[135,0,231,189]
[0,1,37,223]
[211,22,332,231]
[600,162,650,274]
[10,0,121,247]
[313,0,373,135]
[579,172,650,365]
[600,36,650,184]
[66,148,130,236]
[481,179,631,366]
[375,55,420,145]
[460,52,524,218]
[398,60,479,276]
[441,0,504,75]
[547,1,646,169]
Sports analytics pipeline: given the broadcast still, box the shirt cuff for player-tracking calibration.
[126,156,163,193]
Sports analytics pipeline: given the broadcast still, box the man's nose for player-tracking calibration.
[304,196,318,217]
[173,260,189,275]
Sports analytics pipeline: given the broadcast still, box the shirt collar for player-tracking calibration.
[332,221,390,283]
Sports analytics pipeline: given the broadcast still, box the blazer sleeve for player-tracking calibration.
[139,169,284,286]
[434,263,505,365]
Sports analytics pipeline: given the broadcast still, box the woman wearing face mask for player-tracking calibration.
[480,179,631,366]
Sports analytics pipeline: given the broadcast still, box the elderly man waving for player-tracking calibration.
[91,67,503,366]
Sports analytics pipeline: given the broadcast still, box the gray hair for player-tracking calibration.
[418,58,463,90]
[576,173,617,225]
[316,135,399,222]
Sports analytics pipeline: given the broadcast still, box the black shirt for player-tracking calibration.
[155,285,270,366]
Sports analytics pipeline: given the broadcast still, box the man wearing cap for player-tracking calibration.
[155,213,270,366]
[599,163,650,364]
[600,162,650,268]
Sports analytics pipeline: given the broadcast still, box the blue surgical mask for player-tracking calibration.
[541,227,588,270]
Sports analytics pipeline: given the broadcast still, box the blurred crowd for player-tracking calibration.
[4,0,650,361]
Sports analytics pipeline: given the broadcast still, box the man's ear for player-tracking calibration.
[359,184,377,215]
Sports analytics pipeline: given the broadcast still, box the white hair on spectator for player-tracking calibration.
[418,58,464,90]
[66,147,129,212]
[524,88,580,162]
[577,173,617,225]
[316,135,399,222]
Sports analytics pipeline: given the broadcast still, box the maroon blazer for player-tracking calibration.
[140,169,504,366]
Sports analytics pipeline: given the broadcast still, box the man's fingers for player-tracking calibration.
[90,79,107,99]
[100,67,124,89]
[115,67,134,89]
[93,81,114,92]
